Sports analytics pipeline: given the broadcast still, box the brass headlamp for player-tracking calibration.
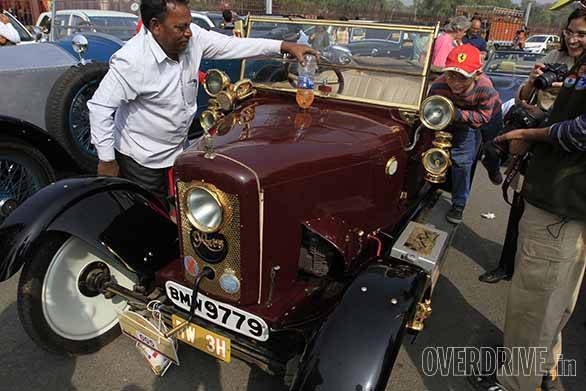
[200,69,257,134]
[203,70,231,97]
[419,96,455,184]
[216,79,257,112]
[200,109,224,131]
[421,132,453,183]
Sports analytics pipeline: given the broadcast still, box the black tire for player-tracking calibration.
[0,140,55,221]
[46,62,109,173]
[17,232,135,355]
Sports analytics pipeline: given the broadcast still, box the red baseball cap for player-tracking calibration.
[444,44,482,78]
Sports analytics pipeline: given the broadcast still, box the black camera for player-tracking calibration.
[534,63,568,90]
[484,104,545,162]
[504,104,543,129]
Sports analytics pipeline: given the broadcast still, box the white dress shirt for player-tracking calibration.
[0,18,21,44]
[88,25,282,168]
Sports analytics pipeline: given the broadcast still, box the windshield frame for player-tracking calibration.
[87,15,138,41]
[484,51,545,76]
[5,11,33,42]
[240,16,438,111]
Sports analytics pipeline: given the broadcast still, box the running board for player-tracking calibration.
[391,191,458,291]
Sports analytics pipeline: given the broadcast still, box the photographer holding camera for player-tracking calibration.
[472,6,586,391]
[518,10,585,111]
[479,8,586,284]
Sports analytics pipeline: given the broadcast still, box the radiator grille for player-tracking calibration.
[177,181,241,301]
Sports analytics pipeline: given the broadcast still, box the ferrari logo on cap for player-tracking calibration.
[458,53,467,63]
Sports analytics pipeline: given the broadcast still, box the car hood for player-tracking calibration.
[0,43,76,71]
[180,92,405,188]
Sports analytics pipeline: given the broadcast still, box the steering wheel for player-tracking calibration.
[252,55,345,95]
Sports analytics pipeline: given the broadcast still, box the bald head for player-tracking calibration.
[469,19,482,37]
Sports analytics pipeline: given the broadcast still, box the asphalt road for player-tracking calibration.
[0,169,584,391]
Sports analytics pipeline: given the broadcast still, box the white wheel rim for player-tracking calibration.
[42,237,137,341]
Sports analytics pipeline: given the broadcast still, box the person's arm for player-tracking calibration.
[517,50,561,102]
[548,114,586,152]
[196,26,316,64]
[495,114,586,154]
[454,88,498,128]
[88,55,140,175]
[0,16,21,44]
[517,63,546,102]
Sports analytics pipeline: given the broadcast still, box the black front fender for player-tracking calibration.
[0,177,179,282]
[291,259,427,391]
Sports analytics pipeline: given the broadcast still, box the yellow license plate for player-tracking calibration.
[171,314,231,363]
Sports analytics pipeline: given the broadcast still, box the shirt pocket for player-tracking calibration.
[183,76,198,107]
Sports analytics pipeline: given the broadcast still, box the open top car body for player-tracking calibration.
[484,49,545,102]
[0,17,462,390]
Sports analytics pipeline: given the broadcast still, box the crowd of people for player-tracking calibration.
[430,6,585,391]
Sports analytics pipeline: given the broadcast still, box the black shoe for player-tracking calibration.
[488,169,503,186]
[468,373,509,391]
[478,267,512,283]
[481,157,504,185]
[542,372,564,391]
[446,206,464,224]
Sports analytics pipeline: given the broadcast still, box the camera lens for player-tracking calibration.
[534,72,556,90]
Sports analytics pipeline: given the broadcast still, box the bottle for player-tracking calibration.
[296,54,317,109]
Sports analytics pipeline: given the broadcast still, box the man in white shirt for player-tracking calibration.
[89,0,314,198]
[0,7,21,46]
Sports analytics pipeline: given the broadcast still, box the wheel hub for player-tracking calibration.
[0,197,18,217]
[78,261,111,297]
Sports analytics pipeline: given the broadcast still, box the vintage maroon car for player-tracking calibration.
[0,17,460,389]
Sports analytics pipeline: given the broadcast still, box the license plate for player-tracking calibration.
[165,280,269,341]
[118,310,179,365]
[171,314,231,363]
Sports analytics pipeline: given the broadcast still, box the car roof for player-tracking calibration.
[38,10,137,19]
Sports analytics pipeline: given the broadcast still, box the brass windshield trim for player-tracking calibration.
[247,16,437,33]
[253,84,421,111]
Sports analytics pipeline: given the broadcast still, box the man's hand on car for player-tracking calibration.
[97,160,120,177]
[0,14,9,24]
[280,42,318,65]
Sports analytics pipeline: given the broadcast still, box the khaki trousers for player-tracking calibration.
[497,202,585,391]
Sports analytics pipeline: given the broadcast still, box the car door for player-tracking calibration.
[54,14,69,39]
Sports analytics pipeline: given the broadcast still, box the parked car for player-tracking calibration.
[2,10,35,44]
[483,49,545,102]
[0,33,122,222]
[0,17,460,390]
[524,34,560,54]
[36,10,138,42]
[191,10,242,30]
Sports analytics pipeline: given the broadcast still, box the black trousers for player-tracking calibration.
[480,111,504,175]
[115,150,169,202]
[498,191,525,275]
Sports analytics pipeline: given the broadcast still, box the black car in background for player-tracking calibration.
[483,50,545,103]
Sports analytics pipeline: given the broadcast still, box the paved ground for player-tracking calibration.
[0,169,584,391]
